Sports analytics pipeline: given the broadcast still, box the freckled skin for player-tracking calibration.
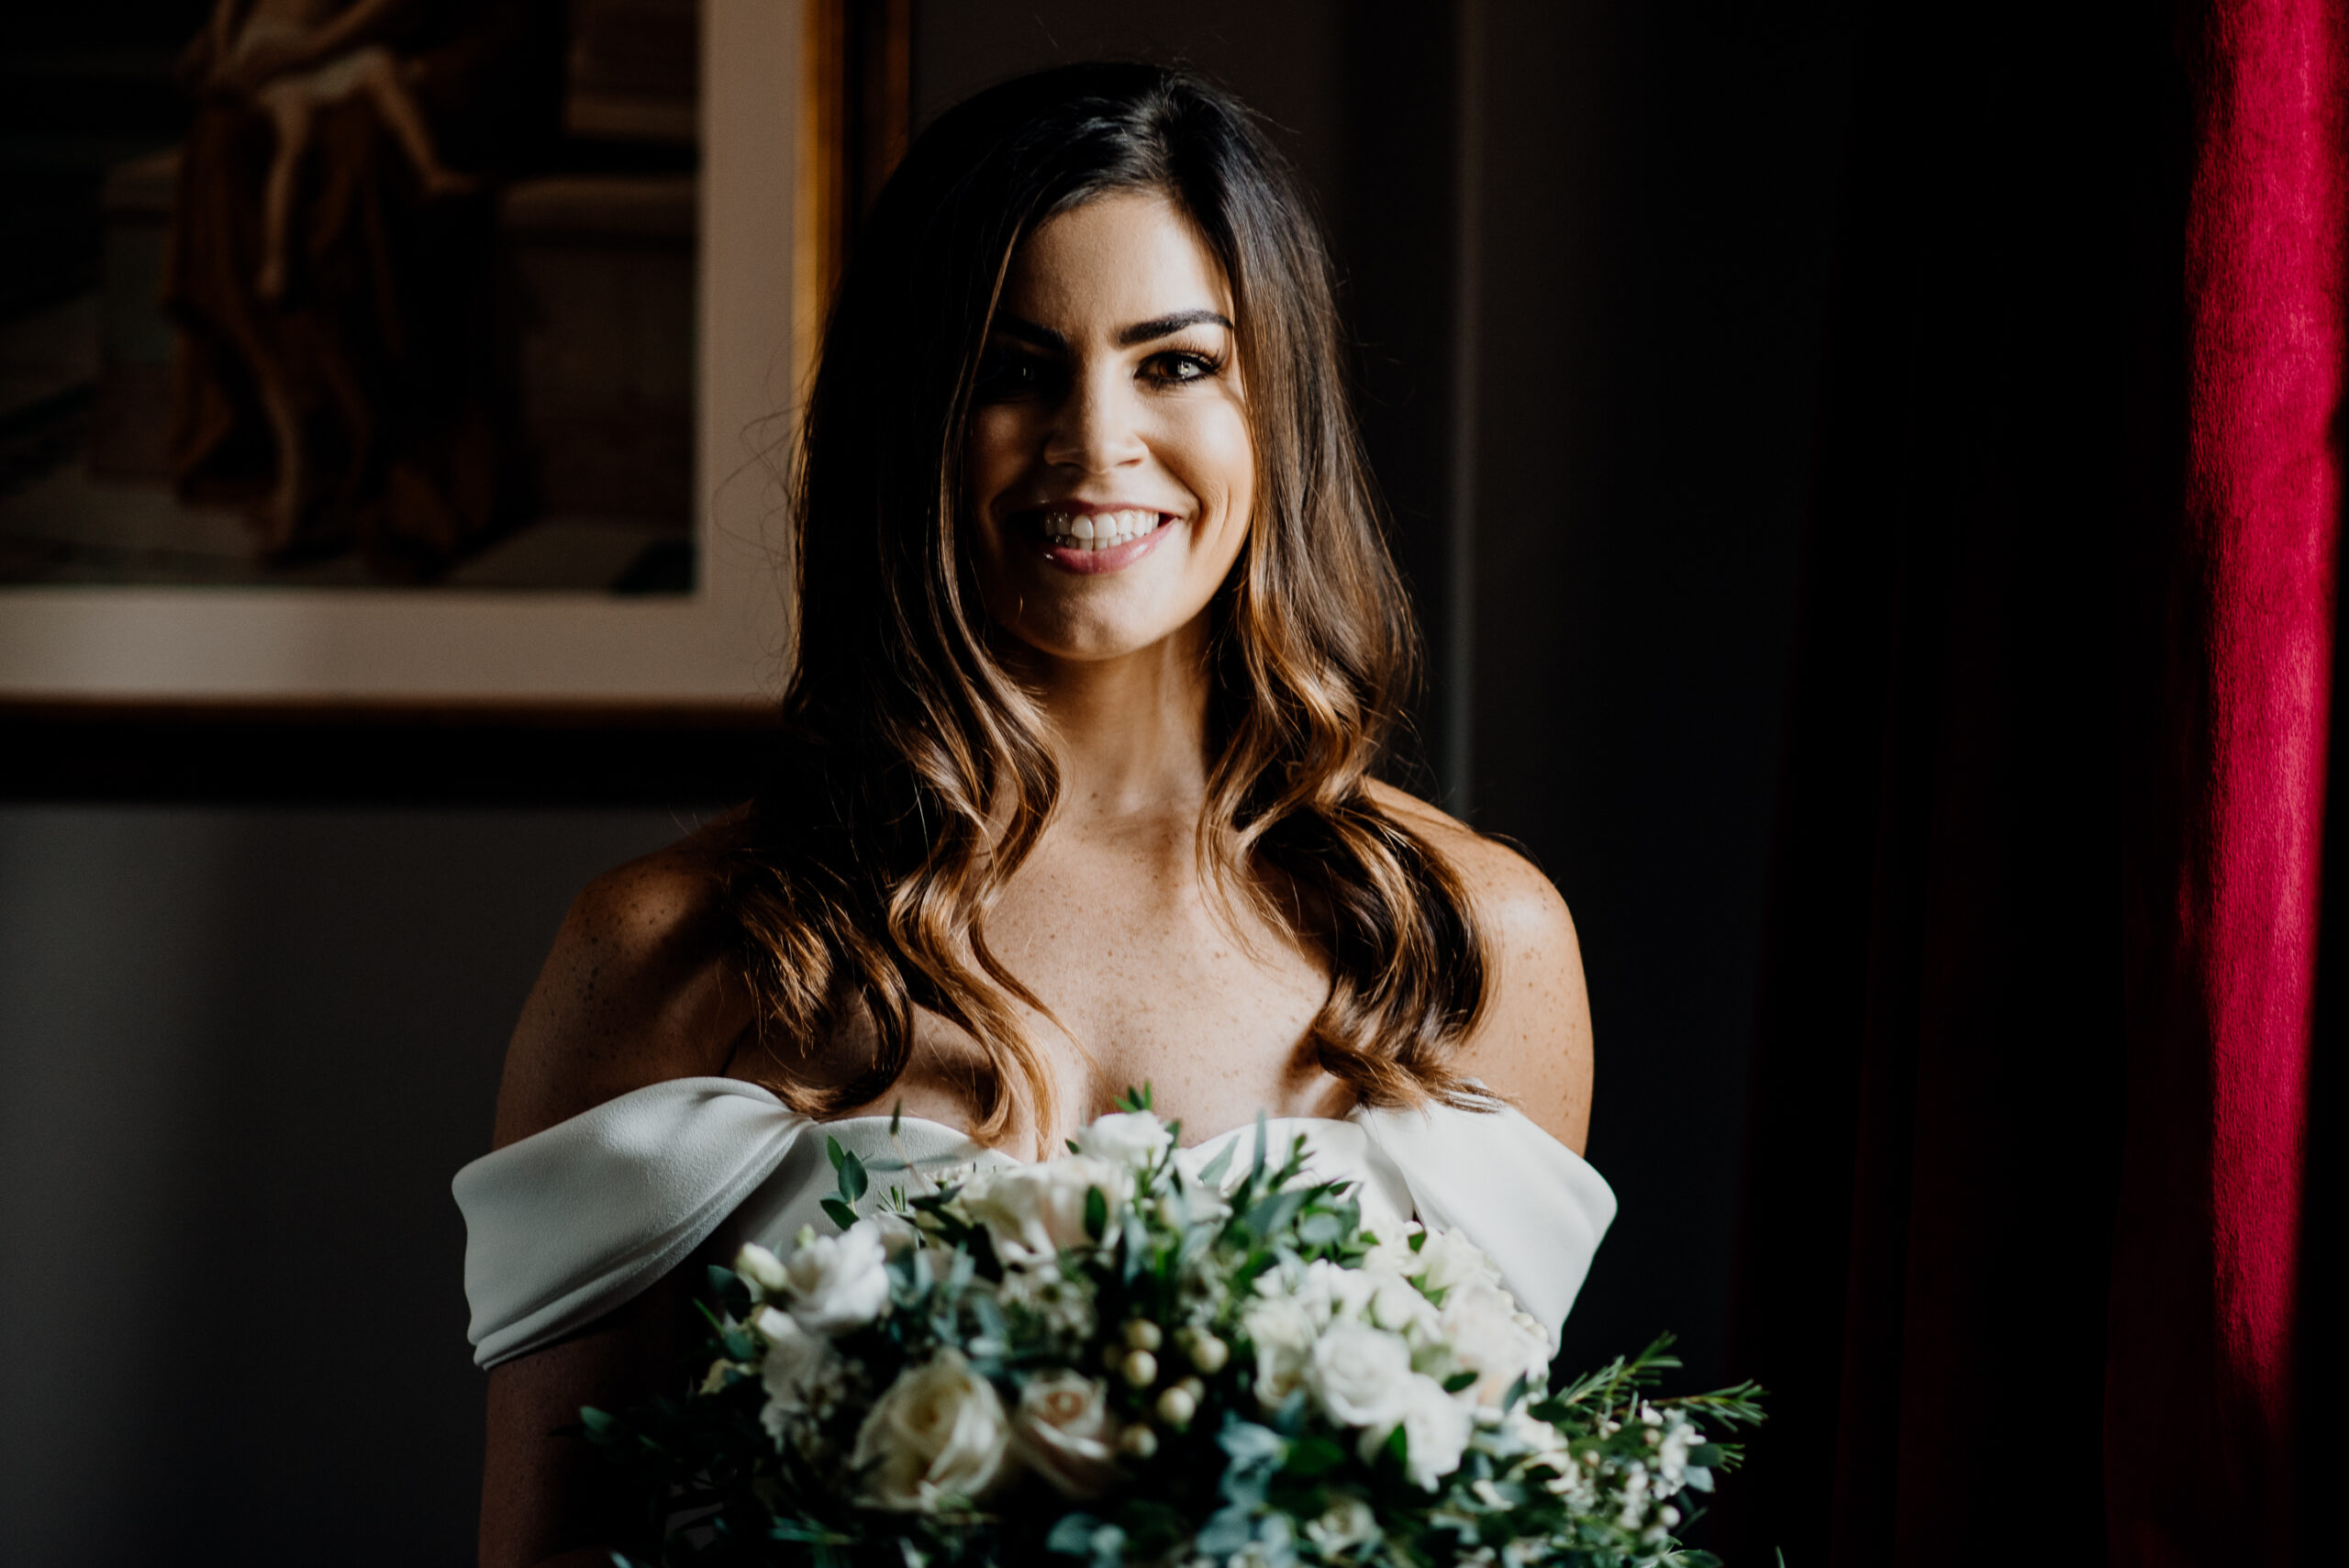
[475,193,1593,1568]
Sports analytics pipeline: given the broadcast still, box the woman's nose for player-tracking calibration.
[1042,365,1147,473]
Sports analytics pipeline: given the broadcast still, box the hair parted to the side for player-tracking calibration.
[724,61,1495,1147]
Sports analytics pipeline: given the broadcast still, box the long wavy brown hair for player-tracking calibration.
[724,62,1494,1145]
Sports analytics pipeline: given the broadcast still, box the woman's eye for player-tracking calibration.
[974,351,1050,400]
[1143,350,1221,386]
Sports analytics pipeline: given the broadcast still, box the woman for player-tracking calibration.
[459,63,1609,1567]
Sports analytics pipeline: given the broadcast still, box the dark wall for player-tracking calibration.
[1473,5,1862,1391]
[0,807,688,1563]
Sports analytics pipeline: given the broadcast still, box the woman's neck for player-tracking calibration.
[1018,622,1214,817]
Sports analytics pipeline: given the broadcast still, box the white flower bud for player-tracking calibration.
[734,1242,790,1296]
[1184,1330,1230,1374]
[1118,1422,1159,1460]
[1120,1349,1159,1387]
[1074,1110,1174,1170]
[1155,1385,1198,1427]
[1123,1318,1163,1351]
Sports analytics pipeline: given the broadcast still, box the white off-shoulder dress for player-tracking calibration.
[454,1079,1617,1369]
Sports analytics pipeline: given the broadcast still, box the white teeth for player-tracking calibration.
[1041,508,1162,549]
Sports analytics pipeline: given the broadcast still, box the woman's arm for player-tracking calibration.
[477,846,758,1568]
[480,1274,688,1568]
[1366,783,1596,1154]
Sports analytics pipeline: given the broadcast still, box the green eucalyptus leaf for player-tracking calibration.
[1121,1209,1151,1284]
[821,1197,859,1230]
[1197,1501,1256,1555]
[1281,1434,1345,1477]
[1047,1513,1105,1556]
[1084,1184,1108,1241]
[838,1151,869,1204]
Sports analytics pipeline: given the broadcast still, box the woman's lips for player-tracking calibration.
[1029,511,1179,575]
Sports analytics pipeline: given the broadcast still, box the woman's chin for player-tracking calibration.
[994,610,1208,673]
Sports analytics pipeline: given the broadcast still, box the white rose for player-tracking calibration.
[1312,1259,1378,1323]
[1306,1320,1414,1429]
[1414,1229,1502,1294]
[1438,1279,1551,1404]
[1300,1260,1435,1340]
[1010,1371,1120,1499]
[1241,1296,1318,1408]
[1365,1272,1442,1341]
[754,1306,840,1443]
[1361,1223,1425,1278]
[1376,1372,1474,1490]
[1074,1110,1174,1171]
[852,1350,1011,1511]
[1252,1258,1318,1319]
[960,1157,1125,1266]
[1303,1496,1379,1555]
[781,1220,893,1333]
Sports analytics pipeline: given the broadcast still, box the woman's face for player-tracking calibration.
[963,190,1254,667]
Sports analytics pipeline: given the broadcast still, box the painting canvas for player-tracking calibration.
[0,0,810,707]
[4,0,704,591]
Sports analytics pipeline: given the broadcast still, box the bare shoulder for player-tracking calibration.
[491,811,759,1150]
[1365,780,1594,1154]
[1366,782,1578,942]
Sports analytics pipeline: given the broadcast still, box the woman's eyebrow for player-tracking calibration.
[993,314,1066,350]
[1117,308,1234,346]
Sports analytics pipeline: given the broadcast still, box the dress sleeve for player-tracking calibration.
[1355,1099,1618,1348]
[452,1077,810,1368]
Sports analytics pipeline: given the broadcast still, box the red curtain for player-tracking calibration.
[1716,1,2343,1563]
[2108,2,2344,1562]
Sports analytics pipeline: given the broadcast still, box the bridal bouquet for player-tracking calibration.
[585,1092,1764,1567]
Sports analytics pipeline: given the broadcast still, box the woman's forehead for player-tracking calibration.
[999,191,1235,336]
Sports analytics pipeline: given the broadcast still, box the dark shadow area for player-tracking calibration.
[0,805,690,1563]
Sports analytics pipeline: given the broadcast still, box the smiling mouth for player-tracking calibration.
[1033,508,1168,550]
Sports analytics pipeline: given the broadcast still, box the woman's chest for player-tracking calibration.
[983,843,1335,1125]
[762,823,1344,1141]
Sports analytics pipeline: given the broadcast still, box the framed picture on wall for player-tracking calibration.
[0,0,906,745]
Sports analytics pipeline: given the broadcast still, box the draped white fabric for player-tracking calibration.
[454,1078,1616,1369]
